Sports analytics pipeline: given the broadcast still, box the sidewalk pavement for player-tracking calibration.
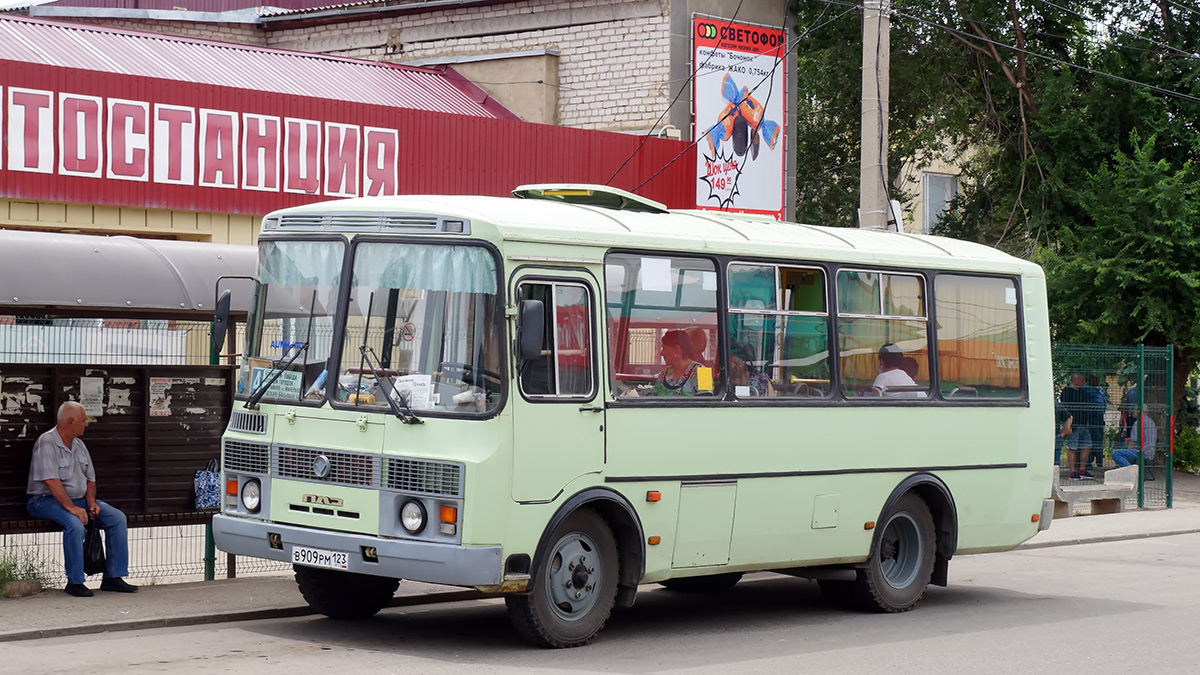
[3,493,1199,643]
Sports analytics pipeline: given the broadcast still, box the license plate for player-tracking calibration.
[291,545,349,570]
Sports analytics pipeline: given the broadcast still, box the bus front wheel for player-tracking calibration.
[851,492,936,613]
[294,565,400,619]
[506,509,619,648]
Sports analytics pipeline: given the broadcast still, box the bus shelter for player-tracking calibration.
[0,229,256,532]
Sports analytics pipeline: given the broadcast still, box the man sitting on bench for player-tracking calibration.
[26,401,139,597]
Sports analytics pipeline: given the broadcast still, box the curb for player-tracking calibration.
[0,588,490,643]
[1017,528,1200,551]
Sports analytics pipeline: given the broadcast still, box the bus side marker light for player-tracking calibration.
[646,491,661,502]
[864,521,875,530]
[1031,514,1040,523]
[440,505,458,535]
[226,479,238,495]
[648,536,661,545]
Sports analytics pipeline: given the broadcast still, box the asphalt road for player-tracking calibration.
[7,534,1198,674]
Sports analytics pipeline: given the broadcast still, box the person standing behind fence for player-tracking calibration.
[26,401,139,597]
[1085,374,1109,470]
[1059,372,1095,479]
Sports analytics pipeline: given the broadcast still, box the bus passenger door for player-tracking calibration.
[511,274,604,502]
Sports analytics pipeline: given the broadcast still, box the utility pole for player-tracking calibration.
[858,0,890,230]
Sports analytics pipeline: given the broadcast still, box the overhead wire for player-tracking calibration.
[710,0,794,208]
[889,6,1200,106]
[605,0,749,186]
[631,5,858,195]
[1030,0,1200,60]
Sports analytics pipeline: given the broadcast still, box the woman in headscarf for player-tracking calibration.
[652,329,701,396]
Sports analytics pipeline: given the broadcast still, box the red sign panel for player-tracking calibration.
[1,63,694,215]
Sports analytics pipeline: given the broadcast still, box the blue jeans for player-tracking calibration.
[1112,449,1140,468]
[27,495,129,585]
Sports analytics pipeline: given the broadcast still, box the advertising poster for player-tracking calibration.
[692,16,787,219]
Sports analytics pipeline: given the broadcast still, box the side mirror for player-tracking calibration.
[212,289,232,354]
[516,299,545,362]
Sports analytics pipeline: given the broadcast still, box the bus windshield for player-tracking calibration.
[239,239,344,403]
[332,241,503,416]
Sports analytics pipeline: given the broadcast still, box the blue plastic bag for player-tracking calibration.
[194,459,220,510]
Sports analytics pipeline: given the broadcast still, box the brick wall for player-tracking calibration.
[66,17,264,45]
[266,0,673,132]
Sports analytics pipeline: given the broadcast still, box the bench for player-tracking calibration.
[1,510,216,535]
[1052,467,1136,518]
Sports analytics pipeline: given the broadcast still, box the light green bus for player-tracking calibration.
[212,185,1055,648]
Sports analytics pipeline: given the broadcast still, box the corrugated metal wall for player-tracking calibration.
[0,365,234,526]
[1,62,695,216]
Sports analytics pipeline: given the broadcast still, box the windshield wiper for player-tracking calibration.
[245,342,308,409]
[246,289,317,409]
[359,344,423,425]
[355,291,422,425]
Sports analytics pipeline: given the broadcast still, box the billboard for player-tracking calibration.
[692,16,787,219]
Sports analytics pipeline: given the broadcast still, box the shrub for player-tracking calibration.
[1173,427,1200,474]
[0,549,54,595]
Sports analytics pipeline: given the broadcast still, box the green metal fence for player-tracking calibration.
[1052,343,1172,509]
[1,528,290,588]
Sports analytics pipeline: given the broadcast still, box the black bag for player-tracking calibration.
[83,519,106,576]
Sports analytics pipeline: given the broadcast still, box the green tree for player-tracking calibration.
[1037,132,1200,405]
[792,0,1200,414]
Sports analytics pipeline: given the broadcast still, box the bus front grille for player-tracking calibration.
[384,458,463,497]
[274,445,380,488]
[223,439,270,474]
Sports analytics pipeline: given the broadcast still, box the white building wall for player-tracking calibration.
[264,0,673,132]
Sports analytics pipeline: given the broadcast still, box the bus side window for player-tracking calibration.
[605,254,720,397]
[935,275,1022,399]
[836,270,930,398]
[728,263,830,397]
[517,281,595,399]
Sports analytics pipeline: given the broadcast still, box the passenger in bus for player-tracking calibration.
[871,343,926,397]
[651,329,702,396]
[730,342,774,397]
[684,326,714,369]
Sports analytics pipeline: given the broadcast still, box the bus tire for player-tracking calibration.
[294,565,400,619]
[851,492,936,613]
[658,572,743,592]
[506,509,619,648]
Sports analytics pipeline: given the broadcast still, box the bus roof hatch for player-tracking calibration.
[511,184,669,214]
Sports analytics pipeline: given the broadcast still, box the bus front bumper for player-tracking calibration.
[1039,498,1055,531]
[213,514,503,586]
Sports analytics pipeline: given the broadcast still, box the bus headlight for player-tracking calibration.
[241,479,261,513]
[400,499,427,534]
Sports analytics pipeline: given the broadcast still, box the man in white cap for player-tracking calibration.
[872,343,925,397]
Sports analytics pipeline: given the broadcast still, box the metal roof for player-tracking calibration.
[0,15,514,118]
[0,230,258,314]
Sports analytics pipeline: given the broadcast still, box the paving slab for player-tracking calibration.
[4,471,1198,643]
[0,574,484,642]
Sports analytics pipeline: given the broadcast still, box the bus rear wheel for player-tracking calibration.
[850,492,936,613]
[659,572,743,592]
[506,509,619,648]
[294,565,400,619]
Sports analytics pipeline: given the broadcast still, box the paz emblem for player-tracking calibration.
[312,454,331,479]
